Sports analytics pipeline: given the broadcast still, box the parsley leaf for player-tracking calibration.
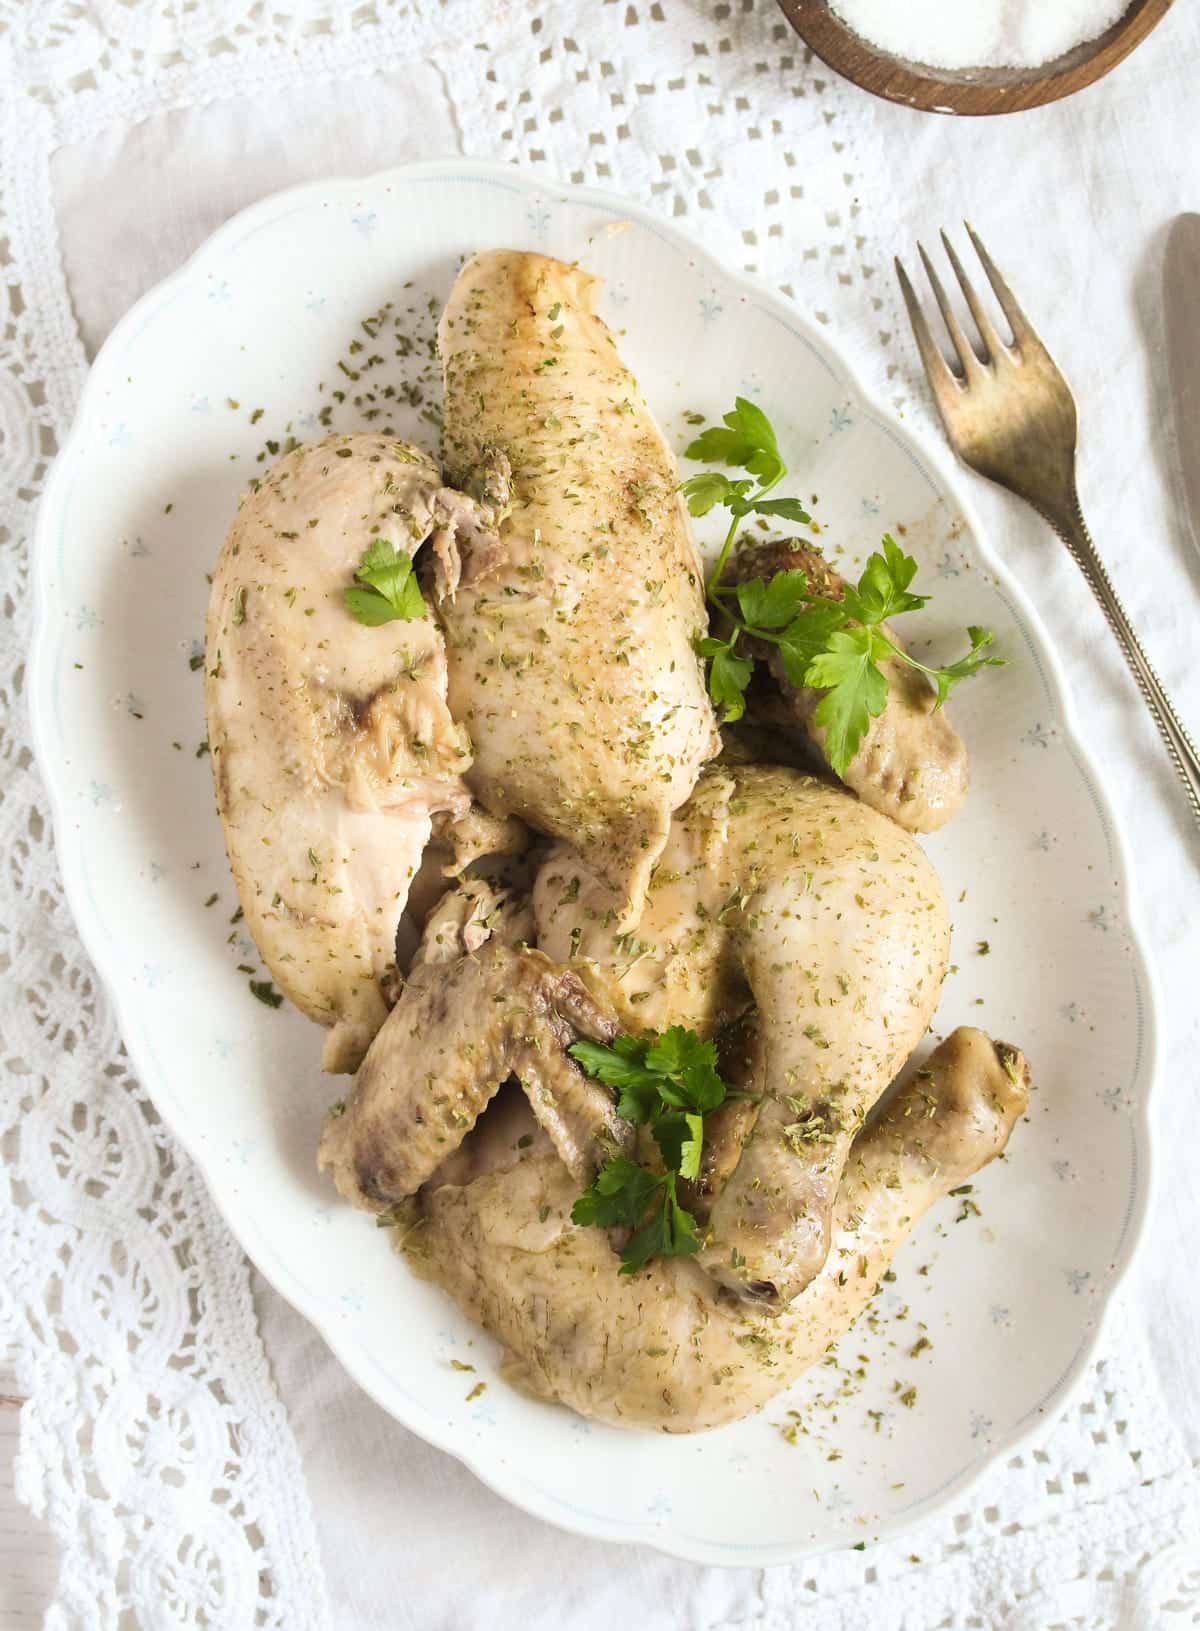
[746,496,812,523]
[343,537,427,625]
[680,471,753,518]
[355,537,414,602]
[840,534,928,625]
[684,422,760,471]
[569,1025,731,1273]
[684,398,1005,779]
[569,1027,728,1123]
[663,1175,702,1254]
[735,568,810,631]
[806,627,892,775]
[683,399,809,711]
[776,601,850,688]
[682,473,809,526]
[343,586,408,626]
[570,1157,662,1231]
[702,642,753,723]
[619,1174,701,1274]
[567,1035,656,1092]
[570,1161,702,1276]
[926,625,1006,706]
[653,1111,705,1181]
[685,396,786,488]
[568,1035,663,1123]
[645,1026,726,1113]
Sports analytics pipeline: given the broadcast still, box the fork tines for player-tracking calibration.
[896,223,1037,388]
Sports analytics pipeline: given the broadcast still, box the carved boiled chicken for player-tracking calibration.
[206,434,472,1072]
[416,1027,1028,1431]
[728,539,969,833]
[433,250,720,924]
[536,765,952,1306]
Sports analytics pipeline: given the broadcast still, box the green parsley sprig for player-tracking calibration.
[568,1026,731,1275]
[682,403,1004,775]
[680,398,812,598]
[343,537,427,626]
[570,1157,699,1276]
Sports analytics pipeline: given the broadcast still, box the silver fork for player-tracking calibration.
[896,224,1200,828]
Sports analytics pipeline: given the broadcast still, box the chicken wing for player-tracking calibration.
[318,942,630,1208]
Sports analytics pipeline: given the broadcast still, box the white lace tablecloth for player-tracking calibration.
[3,3,1200,1626]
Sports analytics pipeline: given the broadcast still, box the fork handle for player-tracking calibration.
[1049,494,1200,828]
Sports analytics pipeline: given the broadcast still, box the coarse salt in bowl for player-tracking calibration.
[827,0,1130,73]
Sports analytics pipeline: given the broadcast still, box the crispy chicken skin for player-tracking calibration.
[537,764,951,1305]
[206,434,474,1072]
[728,539,969,833]
[434,250,720,923]
[414,1028,1028,1432]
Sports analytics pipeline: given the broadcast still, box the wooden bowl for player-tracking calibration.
[777,0,1174,115]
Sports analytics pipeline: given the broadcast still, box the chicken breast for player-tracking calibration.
[415,1028,1028,1432]
[434,249,720,923]
[536,764,951,1306]
[728,540,969,832]
[206,433,473,1073]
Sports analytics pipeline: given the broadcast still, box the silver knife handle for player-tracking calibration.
[1048,491,1200,828]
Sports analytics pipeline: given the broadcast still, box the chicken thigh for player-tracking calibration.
[207,434,472,1072]
[434,250,720,921]
[536,764,951,1305]
[415,1027,1028,1432]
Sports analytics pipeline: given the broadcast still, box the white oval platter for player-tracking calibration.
[29,160,1156,1565]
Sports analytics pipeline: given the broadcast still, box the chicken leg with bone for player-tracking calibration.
[726,539,969,833]
[413,1026,1028,1432]
[535,763,951,1307]
[433,250,719,925]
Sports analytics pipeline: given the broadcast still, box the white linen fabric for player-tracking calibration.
[2,2,1199,1626]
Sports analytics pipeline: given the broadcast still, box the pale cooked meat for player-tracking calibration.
[433,804,530,877]
[413,870,535,966]
[291,259,1022,1440]
[396,808,534,968]
[537,764,951,1306]
[728,540,969,833]
[414,1028,1028,1432]
[206,434,475,1073]
[680,1012,762,1222]
[423,1077,558,1195]
[434,250,720,923]
[318,943,630,1208]
[533,765,743,1033]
